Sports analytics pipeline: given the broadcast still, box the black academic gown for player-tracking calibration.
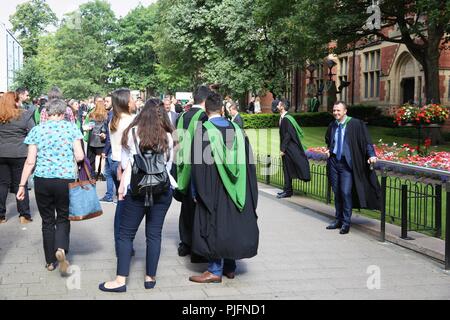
[175,107,209,248]
[325,118,381,210]
[279,117,311,181]
[191,121,259,260]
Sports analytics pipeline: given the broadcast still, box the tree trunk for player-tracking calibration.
[423,54,441,104]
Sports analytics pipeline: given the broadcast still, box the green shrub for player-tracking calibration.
[368,115,396,128]
[241,112,334,129]
[347,105,381,121]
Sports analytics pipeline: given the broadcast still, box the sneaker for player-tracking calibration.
[55,249,70,276]
[0,217,7,224]
[99,197,113,203]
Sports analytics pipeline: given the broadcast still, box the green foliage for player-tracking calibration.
[153,0,289,97]
[241,112,334,129]
[33,1,116,99]
[9,0,57,58]
[346,105,382,122]
[111,5,157,91]
[12,57,47,99]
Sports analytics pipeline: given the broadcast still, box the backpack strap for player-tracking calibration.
[132,127,143,157]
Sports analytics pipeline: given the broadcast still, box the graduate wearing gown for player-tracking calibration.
[189,92,259,283]
[276,100,310,199]
[325,101,381,234]
[175,86,209,260]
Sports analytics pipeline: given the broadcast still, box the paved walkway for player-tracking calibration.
[1,182,449,300]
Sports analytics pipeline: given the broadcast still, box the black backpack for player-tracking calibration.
[130,128,170,207]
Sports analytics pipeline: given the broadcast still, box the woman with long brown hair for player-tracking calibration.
[0,92,34,224]
[99,99,177,293]
[109,89,136,257]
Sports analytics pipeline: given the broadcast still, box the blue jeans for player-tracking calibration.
[110,160,120,193]
[103,155,115,200]
[117,189,173,277]
[329,156,353,227]
[208,259,237,277]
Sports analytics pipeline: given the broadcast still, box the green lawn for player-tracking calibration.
[246,126,450,156]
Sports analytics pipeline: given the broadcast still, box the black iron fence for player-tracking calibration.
[255,154,450,270]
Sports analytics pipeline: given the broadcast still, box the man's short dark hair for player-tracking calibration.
[333,101,348,109]
[194,85,211,105]
[16,87,28,95]
[280,99,290,111]
[205,92,223,114]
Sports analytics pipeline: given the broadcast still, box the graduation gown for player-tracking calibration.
[175,107,208,247]
[191,120,259,260]
[279,117,311,181]
[325,118,381,210]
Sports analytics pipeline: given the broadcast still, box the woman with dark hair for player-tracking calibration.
[0,92,34,224]
[99,99,176,293]
[109,89,136,256]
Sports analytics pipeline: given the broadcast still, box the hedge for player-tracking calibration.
[241,112,334,129]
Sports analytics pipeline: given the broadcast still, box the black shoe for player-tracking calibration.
[340,226,350,234]
[326,221,343,230]
[144,281,156,289]
[276,191,284,196]
[178,243,191,257]
[99,282,126,293]
[276,192,292,199]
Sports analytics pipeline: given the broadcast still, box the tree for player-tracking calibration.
[13,57,48,99]
[267,0,450,104]
[112,4,158,92]
[9,0,57,58]
[153,0,289,98]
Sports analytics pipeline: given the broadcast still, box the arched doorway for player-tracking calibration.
[401,77,415,104]
[392,51,422,105]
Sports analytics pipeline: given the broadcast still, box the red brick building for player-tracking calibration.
[258,30,450,130]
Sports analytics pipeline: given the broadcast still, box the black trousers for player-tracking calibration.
[34,177,74,264]
[0,157,30,219]
[282,156,293,194]
[87,146,104,177]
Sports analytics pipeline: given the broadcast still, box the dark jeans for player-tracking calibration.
[117,189,173,277]
[0,157,30,219]
[34,177,73,264]
[328,156,353,227]
[282,156,293,194]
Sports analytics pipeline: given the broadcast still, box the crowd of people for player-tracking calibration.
[0,84,380,293]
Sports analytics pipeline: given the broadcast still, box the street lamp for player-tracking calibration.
[326,59,337,81]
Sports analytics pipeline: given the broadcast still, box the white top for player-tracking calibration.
[254,101,261,113]
[110,113,135,161]
[121,128,177,196]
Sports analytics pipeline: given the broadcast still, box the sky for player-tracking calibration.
[1,0,157,29]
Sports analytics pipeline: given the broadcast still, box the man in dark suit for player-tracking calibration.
[277,100,310,199]
[325,101,381,234]
[164,97,179,128]
[229,104,244,128]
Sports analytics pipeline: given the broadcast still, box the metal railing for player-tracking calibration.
[256,155,450,270]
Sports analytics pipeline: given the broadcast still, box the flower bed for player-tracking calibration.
[394,103,449,126]
[306,143,450,181]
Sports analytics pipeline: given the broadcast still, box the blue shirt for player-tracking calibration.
[24,120,84,179]
[332,118,376,159]
[332,120,347,156]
